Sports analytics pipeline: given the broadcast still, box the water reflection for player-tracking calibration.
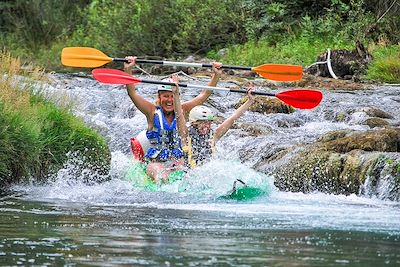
[1,196,399,266]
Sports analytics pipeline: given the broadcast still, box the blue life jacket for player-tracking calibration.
[145,107,184,161]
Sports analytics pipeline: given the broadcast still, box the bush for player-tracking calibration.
[0,51,111,186]
[69,0,245,58]
[0,0,90,48]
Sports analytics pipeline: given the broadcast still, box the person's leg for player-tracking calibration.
[146,162,170,182]
[146,158,184,182]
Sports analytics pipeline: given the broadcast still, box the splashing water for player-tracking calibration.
[3,75,400,266]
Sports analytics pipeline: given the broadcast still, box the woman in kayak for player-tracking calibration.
[124,56,222,182]
[172,79,255,168]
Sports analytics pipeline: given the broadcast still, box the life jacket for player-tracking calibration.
[145,107,183,161]
[184,126,215,168]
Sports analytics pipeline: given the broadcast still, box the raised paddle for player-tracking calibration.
[62,47,303,82]
[92,68,322,109]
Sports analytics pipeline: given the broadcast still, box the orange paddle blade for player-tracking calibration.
[252,64,303,82]
[61,47,113,67]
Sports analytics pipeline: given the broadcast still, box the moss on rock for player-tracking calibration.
[274,128,400,199]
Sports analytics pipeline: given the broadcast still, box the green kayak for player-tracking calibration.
[127,162,267,201]
[126,161,184,191]
[217,179,267,201]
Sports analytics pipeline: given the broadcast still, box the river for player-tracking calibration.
[1,73,399,266]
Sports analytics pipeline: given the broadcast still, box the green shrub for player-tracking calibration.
[0,51,111,186]
[68,0,245,58]
[0,0,90,48]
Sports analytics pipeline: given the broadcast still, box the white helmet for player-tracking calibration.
[157,78,174,92]
[189,105,215,122]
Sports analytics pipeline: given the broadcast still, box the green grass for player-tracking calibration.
[211,36,399,84]
[211,35,352,68]
[367,45,400,83]
[0,51,111,186]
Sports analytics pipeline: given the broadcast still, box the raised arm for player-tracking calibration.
[181,62,222,114]
[171,74,189,146]
[124,56,155,124]
[213,85,255,143]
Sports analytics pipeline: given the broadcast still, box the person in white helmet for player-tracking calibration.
[124,56,222,182]
[172,81,255,168]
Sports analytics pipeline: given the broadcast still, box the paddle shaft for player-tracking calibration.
[91,68,321,109]
[138,78,273,96]
[113,58,252,71]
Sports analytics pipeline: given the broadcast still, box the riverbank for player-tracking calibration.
[1,47,399,201]
[0,53,111,188]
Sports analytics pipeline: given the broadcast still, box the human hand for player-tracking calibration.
[124,56,136,72]
[212,62,222,76]
[171,74,180,94]
[246,82,255,101]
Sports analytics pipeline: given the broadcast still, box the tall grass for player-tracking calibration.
[212,35,353,67]
[367,45,400,84]
[0,51,111,186]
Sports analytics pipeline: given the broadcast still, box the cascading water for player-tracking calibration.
[2,73,400,266]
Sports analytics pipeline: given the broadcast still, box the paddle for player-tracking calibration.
[92,68,322,109]
[62,47,303,82]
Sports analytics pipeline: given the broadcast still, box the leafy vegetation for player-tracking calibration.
[366,45,400,83]
[0,0,398,186]
[0,51,111,186]
[0,0,398,82]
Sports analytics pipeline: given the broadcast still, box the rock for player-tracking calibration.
[365,117,390,128]
[306,41,372,80]
[217,48,228,57]
[271,128,400,199]
[360,107,393,119]
[234,96,295,114]
[232,122,273,136]
[321,128,400,153]
[295,74,371,90]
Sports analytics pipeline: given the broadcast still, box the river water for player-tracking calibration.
[1,74,399,266]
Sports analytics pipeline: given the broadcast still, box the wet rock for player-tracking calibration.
[321,128,400,153]
[330,107,395,127]
[365,117,390,128]
[296,74,371,90]
[360,107,393,119]
[306,41,372,80]
[233,122,273,136]
[272,128,400,199]
[234,96,295,114]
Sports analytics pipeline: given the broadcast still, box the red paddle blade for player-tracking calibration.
[276,90,323,109]
[92,68,141,84]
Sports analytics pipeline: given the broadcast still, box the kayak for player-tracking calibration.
[127,161,267,201]
[128,130,185,190]
[218,187,266,201]
[128,132,269,200]
[217,179,267,201]
[126,160,184,191]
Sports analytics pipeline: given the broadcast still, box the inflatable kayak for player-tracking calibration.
[127,160,267,200]
[127,130,185,190]
[129,131,267,200]
[126,160,185,191]
[217,179,267,201]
